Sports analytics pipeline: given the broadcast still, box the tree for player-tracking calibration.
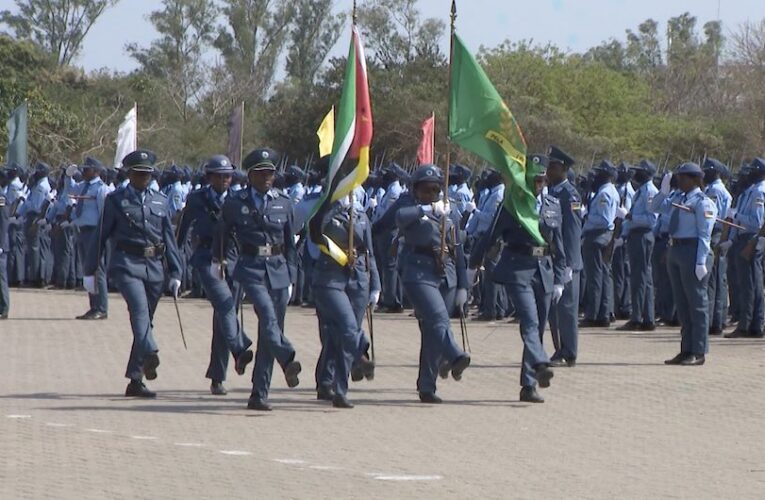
[0,0,119,66]
[285,0,345,89]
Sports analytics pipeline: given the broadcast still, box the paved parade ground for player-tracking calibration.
[1,288,765,499]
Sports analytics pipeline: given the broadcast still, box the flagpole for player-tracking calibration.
[440,0,457,262]
[239,101,245,166]
[347,0,358,268]
[133,102,138,149]
[431,111,436,165]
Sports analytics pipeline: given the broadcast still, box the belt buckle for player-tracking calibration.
[258,244,272,257]
[143,247,155,257]
[531,246,545,257]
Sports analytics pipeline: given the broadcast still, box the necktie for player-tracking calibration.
[75,182,90,217]
[668,194,685,234]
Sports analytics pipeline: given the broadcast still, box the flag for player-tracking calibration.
[6,102,28,167]
[448,34,543,245]
[114,105,137,169]
[416,113,435,165]
[227,102,244,167]
[317,106,335,157]
[307,26,373,266]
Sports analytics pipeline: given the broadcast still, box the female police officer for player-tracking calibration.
[84,150,183,398]
[395,164,471,404]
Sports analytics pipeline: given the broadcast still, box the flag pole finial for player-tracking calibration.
[451,0,457,30]
[353,0,357,26]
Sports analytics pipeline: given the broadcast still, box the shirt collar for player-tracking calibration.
[551,179,569,193]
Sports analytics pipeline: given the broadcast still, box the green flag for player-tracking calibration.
[448,34,543,245]
[6,102,28,167]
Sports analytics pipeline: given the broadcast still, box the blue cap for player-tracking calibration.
[617,161,632,172]
[674,162,703,177]
[631,159,656,176]
[411,164,443,185]
[34,161,51,176]
[243,148,279,172]
[285,165,305,179]
[82,156,104,172]
[702,158,726,173]
[547,146,575,167]
[751,157,765,174]
[122,150,157,172]
[204,155,235,174]
[593,160,616,177]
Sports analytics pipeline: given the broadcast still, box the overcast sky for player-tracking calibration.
[5,0,763,72]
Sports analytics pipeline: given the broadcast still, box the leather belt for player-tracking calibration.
[241,242,284,257]
[506,244,550,257]
[670,238,697,247]
[116,241,165,257]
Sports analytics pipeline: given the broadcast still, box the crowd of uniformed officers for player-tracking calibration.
[2,144,764,408]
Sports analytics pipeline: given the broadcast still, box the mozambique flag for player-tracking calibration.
[6,102,28,168]
[448,34,544,245]
[308,25,373,265]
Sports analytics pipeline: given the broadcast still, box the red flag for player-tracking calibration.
[417,113,435,165]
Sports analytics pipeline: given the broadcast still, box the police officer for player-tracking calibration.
[580,161,619,327]
[0,179,10,319]
[84,150,183,397]
[471,155,564,403]
[613,163,635,319]
[47,168,77,289]
[448,164,474,216]
[6,164,27,286]
[725,157,765,338]
[617,160,659,330]
[18,162,53,287]
[177,155,254,395]
[702,159,732,335]
[285,165,307,205]
[395,164,471,404]
[213,148,302,411]
[651,173,682,326]
[63,157,110,319]
[373,164,405,313]
[546,146,582,366]
[312,192,380,408]
[654,163,716,364]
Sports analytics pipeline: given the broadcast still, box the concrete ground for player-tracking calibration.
[1,288,764,499]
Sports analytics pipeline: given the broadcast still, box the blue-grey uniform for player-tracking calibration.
[213,148,302,411]
[311,198,380,407]
[84,150,183,397]
[177,155,253,391]
[471,155,564,401]
[728,158,765,336]
[373,168,405,311]
[581,161,619,324]
[622,161,659,327]
[0,187,9,317]
[655,163,716,363]
[6,170,26,285]
[395,165,470,403]
[613,172,635,318]
[468,180,506,320]
[547,146,583,364]
[18,164,52,285]
[47,174,77,289]
[651,188,682,324]
[64,158,111,317]
[702,159,732,334]
[165,179,186,221]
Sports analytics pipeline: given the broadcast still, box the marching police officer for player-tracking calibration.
[702,159,732,335]
[580,161,619,327]
[373,164,405,313]
[654,163,716,364]
[84,150,184,397]
[546,146,582,366]
[176,155,254,395]
[213,148,302,411]
[395,164,471,403]
[63,157,110,320]
[617,160,659,330]
[312,193,380,408]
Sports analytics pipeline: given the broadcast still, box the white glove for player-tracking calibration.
[563,267,573,284]
[455,288,468,308]
[169,279,181,299]
[432,200,450,216]
[695,264,708,281]
[718,240,732,252]
[613,237,624,249]
[338,195,351,208]
[287,285,293,298]
[369,289,380,306]
[83,275,96,295]
[615,206,629,219]
[36,218,46,226]
[465,201,477,213]
[368,198,378,209]
[660,173,672,195]
[65,165,78,177]
[210,261,225,279]
[727,208,737,219]
[552,284,564,303]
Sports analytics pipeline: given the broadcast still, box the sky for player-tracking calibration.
[2,0,764,72]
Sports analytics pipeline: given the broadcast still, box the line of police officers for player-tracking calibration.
[3,146,765,407]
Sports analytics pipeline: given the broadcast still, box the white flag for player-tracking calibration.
[114,105,137,169]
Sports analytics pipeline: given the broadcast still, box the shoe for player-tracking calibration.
[351,356,375,381]
[451,354,471,381]
[617,321,642,331]
[316,385,335,401]
[418,392,442,404]
[724,330,747,339]
[247,397,272,411]
[86,311,107,320]
[519,386,544,403]
[473,313,496,322]
[210,381,227,396]
[550,358,576,368]
[535,364,554,388]
[75,310,94,319]
[709,327,723,335]
[125,380,156,398]
[664,352,690,365]
[332,394,354,409]
[0,313,7,320]
[234,350,254,376]
[438,360,451,379]
[284,360,302,388]
[640,322,656,331]
[680,354,705,366]
[615,312,630,320]
[142,353,160,381]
